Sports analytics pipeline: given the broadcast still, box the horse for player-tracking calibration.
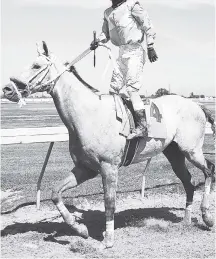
[2,41,215,248]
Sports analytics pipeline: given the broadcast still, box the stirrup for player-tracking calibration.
[127,127,148,140]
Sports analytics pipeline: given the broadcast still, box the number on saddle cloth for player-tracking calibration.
[147,101,167,139]
[150,102,162,123]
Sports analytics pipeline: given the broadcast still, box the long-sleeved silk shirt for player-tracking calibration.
[99,0,156,47]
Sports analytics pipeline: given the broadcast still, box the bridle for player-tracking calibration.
[26,55,69,94]
[11,54,69,106]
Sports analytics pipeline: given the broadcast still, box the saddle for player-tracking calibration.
[112,94,167,167]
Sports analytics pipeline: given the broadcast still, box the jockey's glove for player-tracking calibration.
[147,45,158,63]
[90,39,99,50]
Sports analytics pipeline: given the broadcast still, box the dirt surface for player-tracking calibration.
[1,185,215,258]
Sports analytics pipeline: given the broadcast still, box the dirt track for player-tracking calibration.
[1,185,215,258]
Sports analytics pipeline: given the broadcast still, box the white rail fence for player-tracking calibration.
[1,127,68,145]
[2,126,68,209]
[2,124,212,209]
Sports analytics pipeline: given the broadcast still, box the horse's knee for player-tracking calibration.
[51,187,61,204]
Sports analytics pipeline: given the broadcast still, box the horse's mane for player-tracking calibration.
[64,62,99,93]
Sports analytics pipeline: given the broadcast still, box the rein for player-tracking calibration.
[12,44,117,106]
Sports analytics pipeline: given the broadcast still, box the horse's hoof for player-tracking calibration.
[182,220,191,226]
[102,239,114,249]
[103,233,114,248]
[182,217,192,226]
[73,223,89,239]
[202,213,215,228]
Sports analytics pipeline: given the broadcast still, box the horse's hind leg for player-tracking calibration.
[163,141,195,224]
[183,148,215,227]
[51,165,98,238]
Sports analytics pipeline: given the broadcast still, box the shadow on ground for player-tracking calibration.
[1,206,183,242]
[1,181,208,215]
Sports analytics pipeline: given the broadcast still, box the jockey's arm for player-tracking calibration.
[131,2,156,47]
[98,15,110,43]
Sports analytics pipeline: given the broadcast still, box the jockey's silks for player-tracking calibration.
[110,43,146,94]
[98,0,156,47]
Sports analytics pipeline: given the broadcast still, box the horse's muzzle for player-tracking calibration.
[2,81,20,102]
[3,77,29,102]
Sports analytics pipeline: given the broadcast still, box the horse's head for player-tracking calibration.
[3,41,57,103]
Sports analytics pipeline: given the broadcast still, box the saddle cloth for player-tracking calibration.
[113,95,167,139]
[113,94,167,166]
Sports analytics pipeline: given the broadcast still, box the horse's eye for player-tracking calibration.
[32,64,41,69]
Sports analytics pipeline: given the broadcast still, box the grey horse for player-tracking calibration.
[2,41,215,248]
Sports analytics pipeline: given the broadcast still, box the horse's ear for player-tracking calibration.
[42,41,49,56]
[36,41,49,56]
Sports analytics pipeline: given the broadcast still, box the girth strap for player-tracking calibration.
[119,98,140,167]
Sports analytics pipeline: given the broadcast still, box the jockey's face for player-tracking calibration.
[111,0,125,6]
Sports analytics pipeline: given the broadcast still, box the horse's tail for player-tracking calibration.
[200,104,215,139]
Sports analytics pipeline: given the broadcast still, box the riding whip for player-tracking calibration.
[66,31,97,69]
[93,31,96,67]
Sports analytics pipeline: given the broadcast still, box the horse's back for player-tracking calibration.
[154,95,206,150]
[154,95,205,121]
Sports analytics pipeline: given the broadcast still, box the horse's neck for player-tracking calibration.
[51,71,99,131]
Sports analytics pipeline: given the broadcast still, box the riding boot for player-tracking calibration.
[127,109,148,140]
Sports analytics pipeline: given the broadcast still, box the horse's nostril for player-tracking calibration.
[3,84,13,93]
[4,86,12,91]
[2,82,20,103]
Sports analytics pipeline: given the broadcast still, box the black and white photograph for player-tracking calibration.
[1,0,215,258]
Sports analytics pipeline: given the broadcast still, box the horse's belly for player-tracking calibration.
[131,138,166,164]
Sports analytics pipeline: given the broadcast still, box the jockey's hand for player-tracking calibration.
[147,46,158,63]
[90,39,99,50]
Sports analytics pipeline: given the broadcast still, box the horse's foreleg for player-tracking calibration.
[51,165,98,238]
[163,142,195,225]
[101,162,118,248]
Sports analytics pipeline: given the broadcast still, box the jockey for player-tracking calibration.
[90,0,158,139]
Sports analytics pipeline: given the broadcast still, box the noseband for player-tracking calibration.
[27,55,68,94]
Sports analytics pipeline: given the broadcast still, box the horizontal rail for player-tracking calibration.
[1,123,212,145]
[1,126,69,145]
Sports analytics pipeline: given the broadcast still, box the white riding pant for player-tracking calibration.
[110,43,146,111]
